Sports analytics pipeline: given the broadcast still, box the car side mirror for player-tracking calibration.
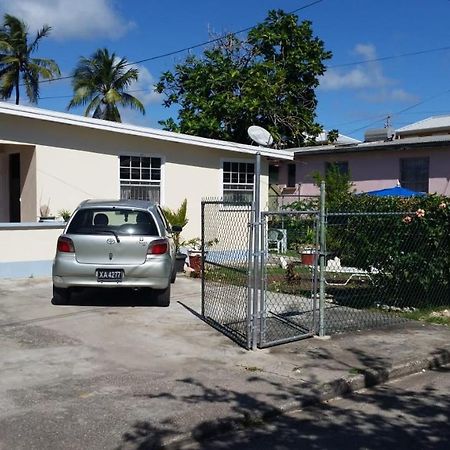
[171,225,183,233]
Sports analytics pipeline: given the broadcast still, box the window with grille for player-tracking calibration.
[222,161,254,202]
[119,156,161,203]
[325,161,349,175]
[400,157,429,193]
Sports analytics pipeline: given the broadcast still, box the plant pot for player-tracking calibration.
[301,248,316,265]
[39,216,56,222]
[175,253,187,273]
[188,251,202,273]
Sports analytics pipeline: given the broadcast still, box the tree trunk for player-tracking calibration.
[15,75,20,105]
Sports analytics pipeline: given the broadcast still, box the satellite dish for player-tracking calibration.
[248,125,274,147]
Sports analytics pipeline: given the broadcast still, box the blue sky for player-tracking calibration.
[1,0,450,141]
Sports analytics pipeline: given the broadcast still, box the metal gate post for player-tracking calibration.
[201,201,205,316]
[252,152,262,350]
[319,181,326,336]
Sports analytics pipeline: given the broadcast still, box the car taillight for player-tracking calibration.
[57,236,75,253]
[147,239,168,255]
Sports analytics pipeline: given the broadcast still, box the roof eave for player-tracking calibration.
[0,102,293,160]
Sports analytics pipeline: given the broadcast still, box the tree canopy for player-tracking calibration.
[0,14,60,105]
[68,48,145,122]
[156,9,332,147]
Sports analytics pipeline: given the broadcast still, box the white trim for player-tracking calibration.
[0,102,294,160]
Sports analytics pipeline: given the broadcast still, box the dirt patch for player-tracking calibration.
[0,325,82,348]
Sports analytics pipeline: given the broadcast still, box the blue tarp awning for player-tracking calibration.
[364,186,426,197]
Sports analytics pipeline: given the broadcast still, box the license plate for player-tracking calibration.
[96,269,124,282]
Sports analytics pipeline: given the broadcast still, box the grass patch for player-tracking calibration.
[349,367,365,375]
[400,307,450,326]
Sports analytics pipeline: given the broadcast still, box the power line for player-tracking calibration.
[327,45,450,69]
[345,88,450,135]
[38,87,154,101]
[26,0,323,88]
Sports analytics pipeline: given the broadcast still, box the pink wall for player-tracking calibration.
[277,146,450,196]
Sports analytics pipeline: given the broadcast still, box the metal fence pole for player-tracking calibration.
[319,181,326,337]
[201,201,205,317]
[252,152,261,350]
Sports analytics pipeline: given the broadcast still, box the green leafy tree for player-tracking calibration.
[156,9,331,147]
[313,164,354,210]
[68,48,145,122]
[0,14,60,105]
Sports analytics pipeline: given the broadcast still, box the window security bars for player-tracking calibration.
[120,156,161,202]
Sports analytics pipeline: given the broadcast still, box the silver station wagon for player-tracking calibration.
[52,200,181,306]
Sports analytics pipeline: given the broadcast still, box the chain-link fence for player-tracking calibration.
[259,211,319,347]
[201,200,254,348]
[201,190,450,349]
[323,211,450,334]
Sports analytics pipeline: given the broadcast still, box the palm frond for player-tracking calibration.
[28,25,52,53]
[120,92,146,114]
[84,94,103,116]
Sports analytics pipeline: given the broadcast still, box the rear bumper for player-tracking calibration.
[52,254,172,289]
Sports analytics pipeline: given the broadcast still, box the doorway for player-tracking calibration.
[9,153,20,222]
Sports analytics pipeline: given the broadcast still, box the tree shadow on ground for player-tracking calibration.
[115,347,450,449]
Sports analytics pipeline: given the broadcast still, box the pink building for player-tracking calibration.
[272,134,450,198]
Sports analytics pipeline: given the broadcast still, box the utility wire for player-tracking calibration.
[345,88,450,135]
[327,45,450,69]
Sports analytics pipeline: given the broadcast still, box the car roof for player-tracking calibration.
[77,199,159,211]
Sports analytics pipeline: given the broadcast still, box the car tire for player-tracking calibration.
[52,286,71,305]
[154,284,170,307]
[170,264,177,284]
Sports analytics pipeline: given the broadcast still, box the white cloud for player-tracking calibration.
[0,0,133,40]
[320,43,391,91]
[320,43,417,104]
[360,88,420,104]
[120,65,162,126]
[130,65,163,107]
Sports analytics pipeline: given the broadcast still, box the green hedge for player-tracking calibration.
[291,194,450,308]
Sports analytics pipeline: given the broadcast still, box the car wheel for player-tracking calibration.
[52,286,71,305]
[154,284,170,307]
[170,264,177,284]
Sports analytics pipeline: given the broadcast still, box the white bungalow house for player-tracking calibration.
[0,102,293,278]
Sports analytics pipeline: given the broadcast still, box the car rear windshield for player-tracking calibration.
[67,208,160,236]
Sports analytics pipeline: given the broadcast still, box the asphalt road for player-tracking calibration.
[184,368,450,450]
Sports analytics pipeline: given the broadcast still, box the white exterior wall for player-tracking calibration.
[0,224,65,278]
[33,143,268,239]
[0,114,272,277]
[35,145,118,220]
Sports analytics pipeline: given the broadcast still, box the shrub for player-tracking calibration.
[326,194,450,307]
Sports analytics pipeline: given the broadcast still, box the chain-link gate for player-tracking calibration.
[201,201,321,349]
[259,211,320,347]
[201,200,254,348]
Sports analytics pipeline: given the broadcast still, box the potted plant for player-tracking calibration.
[300,226,317,265]
[162,199,189,272]
[183,237,219,273]
[39,204,56,222]
[58,209,72,222]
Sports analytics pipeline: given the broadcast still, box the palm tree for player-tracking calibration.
[0,14,60,105]
[68,48,145,122]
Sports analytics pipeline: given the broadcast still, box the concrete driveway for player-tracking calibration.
[0,276,237,449]
[1,277,450,450]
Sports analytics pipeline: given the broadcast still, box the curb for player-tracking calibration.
[157,346,450,449]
